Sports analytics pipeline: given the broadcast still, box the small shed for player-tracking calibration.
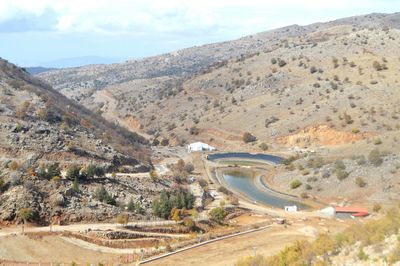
[284,205,298,212]
[187,142,216,152]
[334,206,368,213]
[335,206,369,218]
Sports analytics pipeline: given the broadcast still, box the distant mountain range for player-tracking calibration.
[25,56,126,71]
[24,66,56,75]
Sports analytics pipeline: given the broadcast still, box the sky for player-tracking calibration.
[0,0,399,67]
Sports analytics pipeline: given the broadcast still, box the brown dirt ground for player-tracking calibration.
[0,234,132,264]
[144,218,352,266]
[275,125,375,147]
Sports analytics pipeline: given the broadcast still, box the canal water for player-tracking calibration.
[222,170,307,209]
[208,152,283,164]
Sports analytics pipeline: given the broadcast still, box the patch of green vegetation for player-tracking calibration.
[94,185,116,205]
[336,169,349,181]
[209,206,227,224]
[355,177,367,187]
[282,155,299,165]
[290,179,302,189]
[369,148,383,166]
[152,189,195,219]
[306,156,325,169]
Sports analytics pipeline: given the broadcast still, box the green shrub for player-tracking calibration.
[355,177,367,187]
[183,217,195,229]
[94,186,116,205]
[218,186,232,195]
[189,126,200,135]
[66,165,81,180]
[72,177,79,193]
[282,156,298,165]
[301,169,310,176]
[198,178,208,188]
[290,179,302,189]
[357,248,369,261]
[37,163,60,180]
[83,164,104,178]
[286,164,296,171]
[307,176,318,182]
[242,132,256,143]
[356,156,366,165]
[185,163,194,174]
[301,192,308,199]
[306,156,324,169]
[127,198,144,214]
[310,66,317,74]
[373,61,383,71]
[334,160,346,170]
[344,112,353,124]
[0,179,5,192]
[336,170,349,181]
[18,208,33,223]
[369,149,383,166]
[278,59,287,67]
[373,203,382,213]
[258,142,268,151]
[209,207,227,224]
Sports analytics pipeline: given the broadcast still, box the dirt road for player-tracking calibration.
[0,220,178,237]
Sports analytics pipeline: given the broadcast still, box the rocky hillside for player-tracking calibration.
[37,13,400,147]
[39,13,400,95]
[0,59,154,224]
[37,13,400,204]
[1,59,150,166]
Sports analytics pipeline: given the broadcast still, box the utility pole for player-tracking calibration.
[252,246,257,256]
[140,248,144,261]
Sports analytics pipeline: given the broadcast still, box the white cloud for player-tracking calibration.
[0,0,395,35]
[0,0,400,38]
[1,0,398,66]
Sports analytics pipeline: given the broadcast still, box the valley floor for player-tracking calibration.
[143,218,350,266]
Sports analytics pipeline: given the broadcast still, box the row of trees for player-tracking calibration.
[152,189,195,219]
[66,164,105,180]
[36,163,105,180]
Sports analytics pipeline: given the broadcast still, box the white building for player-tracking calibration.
[187,142,216,152]
[284,205,298,212]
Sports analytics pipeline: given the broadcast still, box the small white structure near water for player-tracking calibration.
[284,205,298,212]
[187,142,216,152]
[317,206,336,217]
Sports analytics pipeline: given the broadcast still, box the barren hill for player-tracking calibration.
[37,12,400,148]
[36,13,400,204]
[1,59,150,167]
